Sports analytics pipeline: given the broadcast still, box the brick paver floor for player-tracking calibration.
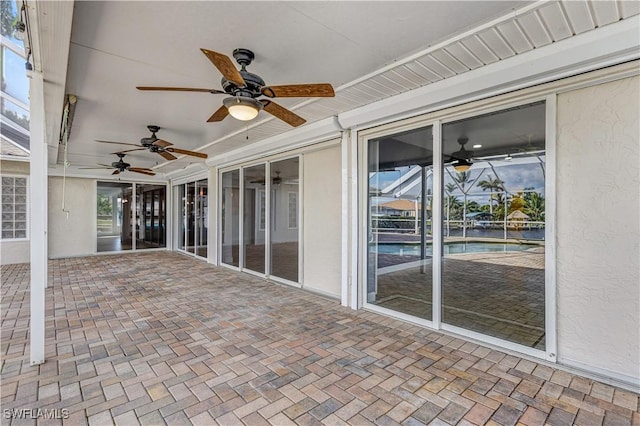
[1,252,639,425]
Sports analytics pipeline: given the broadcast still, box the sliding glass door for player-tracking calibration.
[441,102,546,349]
[243,164,266,274]
[219,157,301,284]
[97,182,166,252]
[366,125,434,321]
[186,182,196,254]
[195,179,208,258]
[270,158,299,283]
[136,184,166,249]
[97,182,133,252]
[175,178,208,259]
[363,101,548,353]
[221,171,240,267]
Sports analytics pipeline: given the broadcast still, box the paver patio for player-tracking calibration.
[1,252,638,425]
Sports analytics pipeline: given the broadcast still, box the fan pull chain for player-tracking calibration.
[246,124,249,140]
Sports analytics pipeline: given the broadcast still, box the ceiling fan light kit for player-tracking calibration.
[451,137,473,172]
[453,158,472,172]
[223,96,262,121]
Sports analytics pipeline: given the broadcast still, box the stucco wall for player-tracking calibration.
[303,143,342,298]
[48,177,97,258]
[556,75,640,384]
[1,160,30,265]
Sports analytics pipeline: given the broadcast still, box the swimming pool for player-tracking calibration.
[374,242,538,256]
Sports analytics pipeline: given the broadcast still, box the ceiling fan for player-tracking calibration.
[446,137,474,172]
[137,48,335,127]
[79,153,156,176]
[251,172,283,185]
[96,125,207,161]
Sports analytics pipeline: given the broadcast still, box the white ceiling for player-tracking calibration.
[37,0,639,179]
[56,1,525,175]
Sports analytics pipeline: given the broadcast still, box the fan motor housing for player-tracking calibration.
[112,160,130,170]
[140,137,157,147]
[221,70,265,98]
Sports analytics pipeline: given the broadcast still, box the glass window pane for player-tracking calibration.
[441,101,546,349]
[221,170,239,266]
[243,164,266,274]
[97,182,133,252]
[3,47,30,104]
[1,98,29,130]
[177,185,186,251]
[136,184,166,249]
[195,179,208,258]
[270,158,299,282]
[367,125,434,321]
[186,182,196,254]
[0,1,24,45]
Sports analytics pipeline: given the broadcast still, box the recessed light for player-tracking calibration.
[472,144,482,149]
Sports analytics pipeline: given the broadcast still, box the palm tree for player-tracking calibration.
[454,172,473,237]
[444,183,458,236]
[524,191,545,222]
[477,175,505,216]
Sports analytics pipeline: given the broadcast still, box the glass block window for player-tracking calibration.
[1,176,28,239]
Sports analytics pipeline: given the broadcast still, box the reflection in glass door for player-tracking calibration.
[441,101,546,349]
[366,125,434,321]
[195,179,208,258]
[176,179,208,258]
[178,185,186,251]
[221,171,240,266]
[97,182,133,252]
[136,184,166,249]
[186,182,196,254]
[243,164,266,274]
[270,158,299,283]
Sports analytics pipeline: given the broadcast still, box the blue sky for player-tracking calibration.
[370,160,545,203]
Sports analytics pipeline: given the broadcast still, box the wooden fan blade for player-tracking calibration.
[112,170,120,175]
[261,100,306,127]
[136,86,225,94]
[207,105,229,122]
[95,140,141,148]
[158,151,178,161]
[113,148,146,154]
[261,83,335,98]
[200,49,245,86]
[129,168,156,176]
[152,139,173,148]
[166,148,208,159]
[78,166,112,170]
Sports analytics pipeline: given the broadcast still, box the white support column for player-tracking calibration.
[340,131,349,307]
[29,70,47,366]
[348,129,359,309]
[341,128,359,309]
